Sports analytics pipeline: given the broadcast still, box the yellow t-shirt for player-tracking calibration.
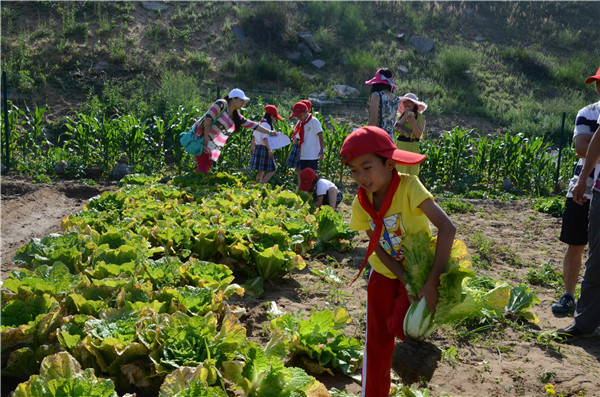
[349,173,433,279]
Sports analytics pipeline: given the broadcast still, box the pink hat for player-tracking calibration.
[289,102,308,119]
[340,126,426,166]
[585,66,600,84]
[398,93,428,113]
[365,68,396,91]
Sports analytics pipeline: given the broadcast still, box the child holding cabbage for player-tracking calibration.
[340,126,456,397]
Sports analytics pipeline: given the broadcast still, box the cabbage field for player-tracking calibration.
[3,170,570,397]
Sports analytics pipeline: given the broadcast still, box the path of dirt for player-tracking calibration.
[1,175,599,397]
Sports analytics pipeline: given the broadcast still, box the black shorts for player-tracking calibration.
[559,197,590,245]
[298,159,319,172]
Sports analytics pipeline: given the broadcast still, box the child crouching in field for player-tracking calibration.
[298,167,342,210]
[340,126,456,397]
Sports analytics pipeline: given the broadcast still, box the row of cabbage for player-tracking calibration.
[1,172,360,397]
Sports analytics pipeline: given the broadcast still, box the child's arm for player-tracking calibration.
[314,194,325,207]
[318,132,325,160]
[366,230,412,296]
[418,198,456,313]
[250,135,256,155]
[262,137,274,158]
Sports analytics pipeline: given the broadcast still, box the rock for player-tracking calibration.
[285,51,302,63]
[309,92,328,101]
[473,33,485,42]
[396,33,406,41]
[409,35,435,54]
[55,160,68,175]
[332,84,360,97]
[428,129,444,139]
[232,26,248,42]
[111,164,134,181]
[502,178,514,192]
[310,59,326,69]
[141,1,169,11]
[117,153,130,165]
[92,61,110,72]
[297,42,313,57]
[397,64,409,74]
[297,32,322,53]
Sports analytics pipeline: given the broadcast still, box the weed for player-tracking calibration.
[525,260,562,291]
[441,345,459,367]
[439,198,475,214]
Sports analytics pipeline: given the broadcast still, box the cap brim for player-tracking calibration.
[275,114,284,120]
[585,75,600,84]
[389,149,426,166]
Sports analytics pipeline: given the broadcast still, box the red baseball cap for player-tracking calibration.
[585,66,600,84]
[298,168,317,191]
[265,105,284,120]
[301,99,313,111]
[340,126,426,166]
[289,102,308,119]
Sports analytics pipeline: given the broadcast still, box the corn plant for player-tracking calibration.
[117,114,146,169]
[61,113,100,167]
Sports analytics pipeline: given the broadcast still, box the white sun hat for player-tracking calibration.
[398,93,428,113]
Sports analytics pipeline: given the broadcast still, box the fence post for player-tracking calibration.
[2,71,9,173]
[555,112,566,187]
[216,86,220,101]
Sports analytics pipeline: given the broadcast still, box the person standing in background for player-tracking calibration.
[394,93,427,176]
[366,68,400,141]
[552,68,600,314]
[249,105,284,184]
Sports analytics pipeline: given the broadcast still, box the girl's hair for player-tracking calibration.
[262,113,274,128]
[369,68,394,93]
[225,96,242,132]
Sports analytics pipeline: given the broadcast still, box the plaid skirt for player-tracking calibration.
[249,145,276,172]
[286,143,300,168]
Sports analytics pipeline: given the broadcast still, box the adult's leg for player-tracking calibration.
[574,190,600,333]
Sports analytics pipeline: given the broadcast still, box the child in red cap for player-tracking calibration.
[287,100,323,185]
[340,126,456,397]
[298,167,342,210]
[249,105,284,184]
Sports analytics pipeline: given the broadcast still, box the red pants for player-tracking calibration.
[195,152,212,174]
[362,270,410,397]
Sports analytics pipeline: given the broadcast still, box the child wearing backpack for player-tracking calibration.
[340,126,456,397]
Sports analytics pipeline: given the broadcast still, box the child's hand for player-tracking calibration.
[418,281,440,314]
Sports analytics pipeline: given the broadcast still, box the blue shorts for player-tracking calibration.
[299,159,319,172]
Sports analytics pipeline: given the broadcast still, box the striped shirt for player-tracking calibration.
[573,101,600,192]
[203,99,259,161]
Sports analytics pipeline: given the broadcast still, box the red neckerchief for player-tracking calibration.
[292,113,312,146]
[350,170,401,286]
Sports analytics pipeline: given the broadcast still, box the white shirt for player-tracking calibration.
[315,178,337,196]
[299,117,323,160]
[252,121,271,146]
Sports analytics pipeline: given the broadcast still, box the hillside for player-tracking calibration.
[2,1,600,136]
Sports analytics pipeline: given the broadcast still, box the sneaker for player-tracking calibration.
[551,293,575,314]
[555,323,593,342]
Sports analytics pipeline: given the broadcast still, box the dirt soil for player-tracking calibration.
[1,175,599,397]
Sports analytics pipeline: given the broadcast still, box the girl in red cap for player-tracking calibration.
[340,126,455,397]
[249,105,284,184]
